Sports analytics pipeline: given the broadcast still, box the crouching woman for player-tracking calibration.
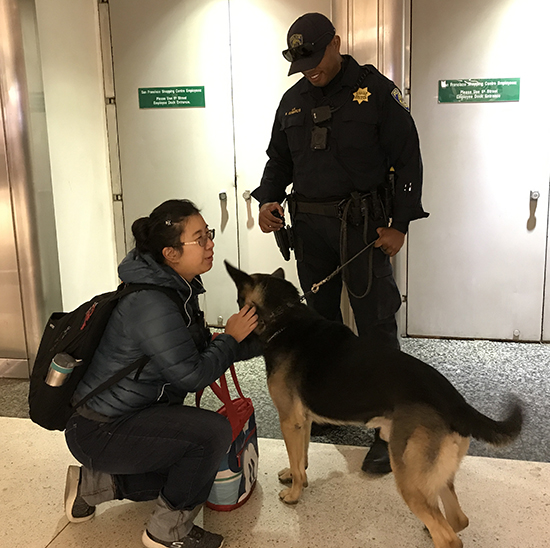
[64,199,259,548]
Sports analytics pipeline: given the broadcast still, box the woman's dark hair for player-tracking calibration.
[131,199,200,263]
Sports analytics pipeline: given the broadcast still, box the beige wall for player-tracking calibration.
[35,0,118,311]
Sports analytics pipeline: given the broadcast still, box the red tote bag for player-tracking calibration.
[196,362,259,511]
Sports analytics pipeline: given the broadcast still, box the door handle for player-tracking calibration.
[528,191,539,231]
[242,190,254,228]
[219,191,228,231]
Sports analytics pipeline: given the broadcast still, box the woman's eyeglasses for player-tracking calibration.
[181,228,215,247]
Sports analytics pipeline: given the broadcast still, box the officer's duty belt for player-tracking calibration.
[292,192,377,221]
[292,199,343,218]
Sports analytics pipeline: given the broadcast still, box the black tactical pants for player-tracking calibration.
[293,212,402,350]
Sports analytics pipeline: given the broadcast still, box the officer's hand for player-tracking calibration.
[225,305,258,343]
[374,227,405,257]
[259,202,285,233]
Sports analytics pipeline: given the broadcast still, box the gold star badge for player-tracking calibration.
[353,87,372,104]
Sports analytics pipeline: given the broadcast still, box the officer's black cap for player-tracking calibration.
[284,13,335,76]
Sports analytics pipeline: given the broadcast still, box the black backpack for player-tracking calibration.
[28,283,185,431]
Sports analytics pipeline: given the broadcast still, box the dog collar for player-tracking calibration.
[266,327,286,344]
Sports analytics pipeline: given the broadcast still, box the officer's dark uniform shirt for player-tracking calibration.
[251,55,428,233]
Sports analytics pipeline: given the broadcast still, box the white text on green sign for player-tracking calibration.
[138,87,205,109]
[438,79,520,103]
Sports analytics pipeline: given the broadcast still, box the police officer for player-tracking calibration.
[251,12,428,474]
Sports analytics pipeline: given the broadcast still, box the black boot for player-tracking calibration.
[361,429,391,474]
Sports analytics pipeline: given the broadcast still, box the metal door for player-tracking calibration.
[108,0,328,323]
[0,0,62,377]
[109,0,239,325]
[0,97,27,372]
[407,0,550,341]
[229,0,329,282]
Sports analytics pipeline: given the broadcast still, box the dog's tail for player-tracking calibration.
[450,397,523,446]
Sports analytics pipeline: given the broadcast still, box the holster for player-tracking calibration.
[272,205,294,261]
[274,225,294,261]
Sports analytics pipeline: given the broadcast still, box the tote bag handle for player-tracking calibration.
[195,335,250,441]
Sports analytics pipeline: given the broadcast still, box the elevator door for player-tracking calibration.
[0,105,27,366]
[407,0,550,341]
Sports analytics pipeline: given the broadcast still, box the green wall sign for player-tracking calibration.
[438,79,520,103]
[138,86,205,109]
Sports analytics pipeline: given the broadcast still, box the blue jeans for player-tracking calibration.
[65,404,232,510]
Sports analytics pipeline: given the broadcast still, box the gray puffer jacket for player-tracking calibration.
[73,249,260,419]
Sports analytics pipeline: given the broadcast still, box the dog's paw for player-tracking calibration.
[450,514,469,533]
[279,487,300,504]
[278,468,309,487]
[278,468,293,484]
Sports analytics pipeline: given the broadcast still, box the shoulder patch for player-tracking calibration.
[391,87,409,111]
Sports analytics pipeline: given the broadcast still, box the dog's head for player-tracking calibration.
[224,261,301,334]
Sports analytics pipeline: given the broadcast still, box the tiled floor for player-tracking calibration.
[3,338,550,464]
[3,416,549,548]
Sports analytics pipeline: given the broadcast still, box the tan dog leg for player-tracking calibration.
[390,415,464,548]
[440,480,469,533]
[399,488,463,548]
[392,462,462,548]
[439,436,470,533]
[278,415,312,485]
[268,372,309,504]
[277,405,309,503]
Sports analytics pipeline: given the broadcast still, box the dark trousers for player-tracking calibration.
[65,404,232,510]
[293,213,401,350]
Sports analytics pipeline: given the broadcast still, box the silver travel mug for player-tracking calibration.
[45,352,79,387]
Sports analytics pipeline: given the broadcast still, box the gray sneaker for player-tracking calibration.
[142,525,224,548]
[64,465,96,523]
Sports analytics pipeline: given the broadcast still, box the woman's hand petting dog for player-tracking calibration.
[225,305,258,342]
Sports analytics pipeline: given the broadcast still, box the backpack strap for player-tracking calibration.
[74,283,187,408]
[117,283,187,318]
[73,355,149,409]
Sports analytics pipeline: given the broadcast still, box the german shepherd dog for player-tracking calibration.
[225,262,523,548]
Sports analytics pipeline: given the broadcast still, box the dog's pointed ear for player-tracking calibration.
[271,268,285,279]
[225,260,253,288]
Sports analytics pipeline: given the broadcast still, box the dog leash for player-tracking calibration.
[264,239,377,341]
[300,239,377,302]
